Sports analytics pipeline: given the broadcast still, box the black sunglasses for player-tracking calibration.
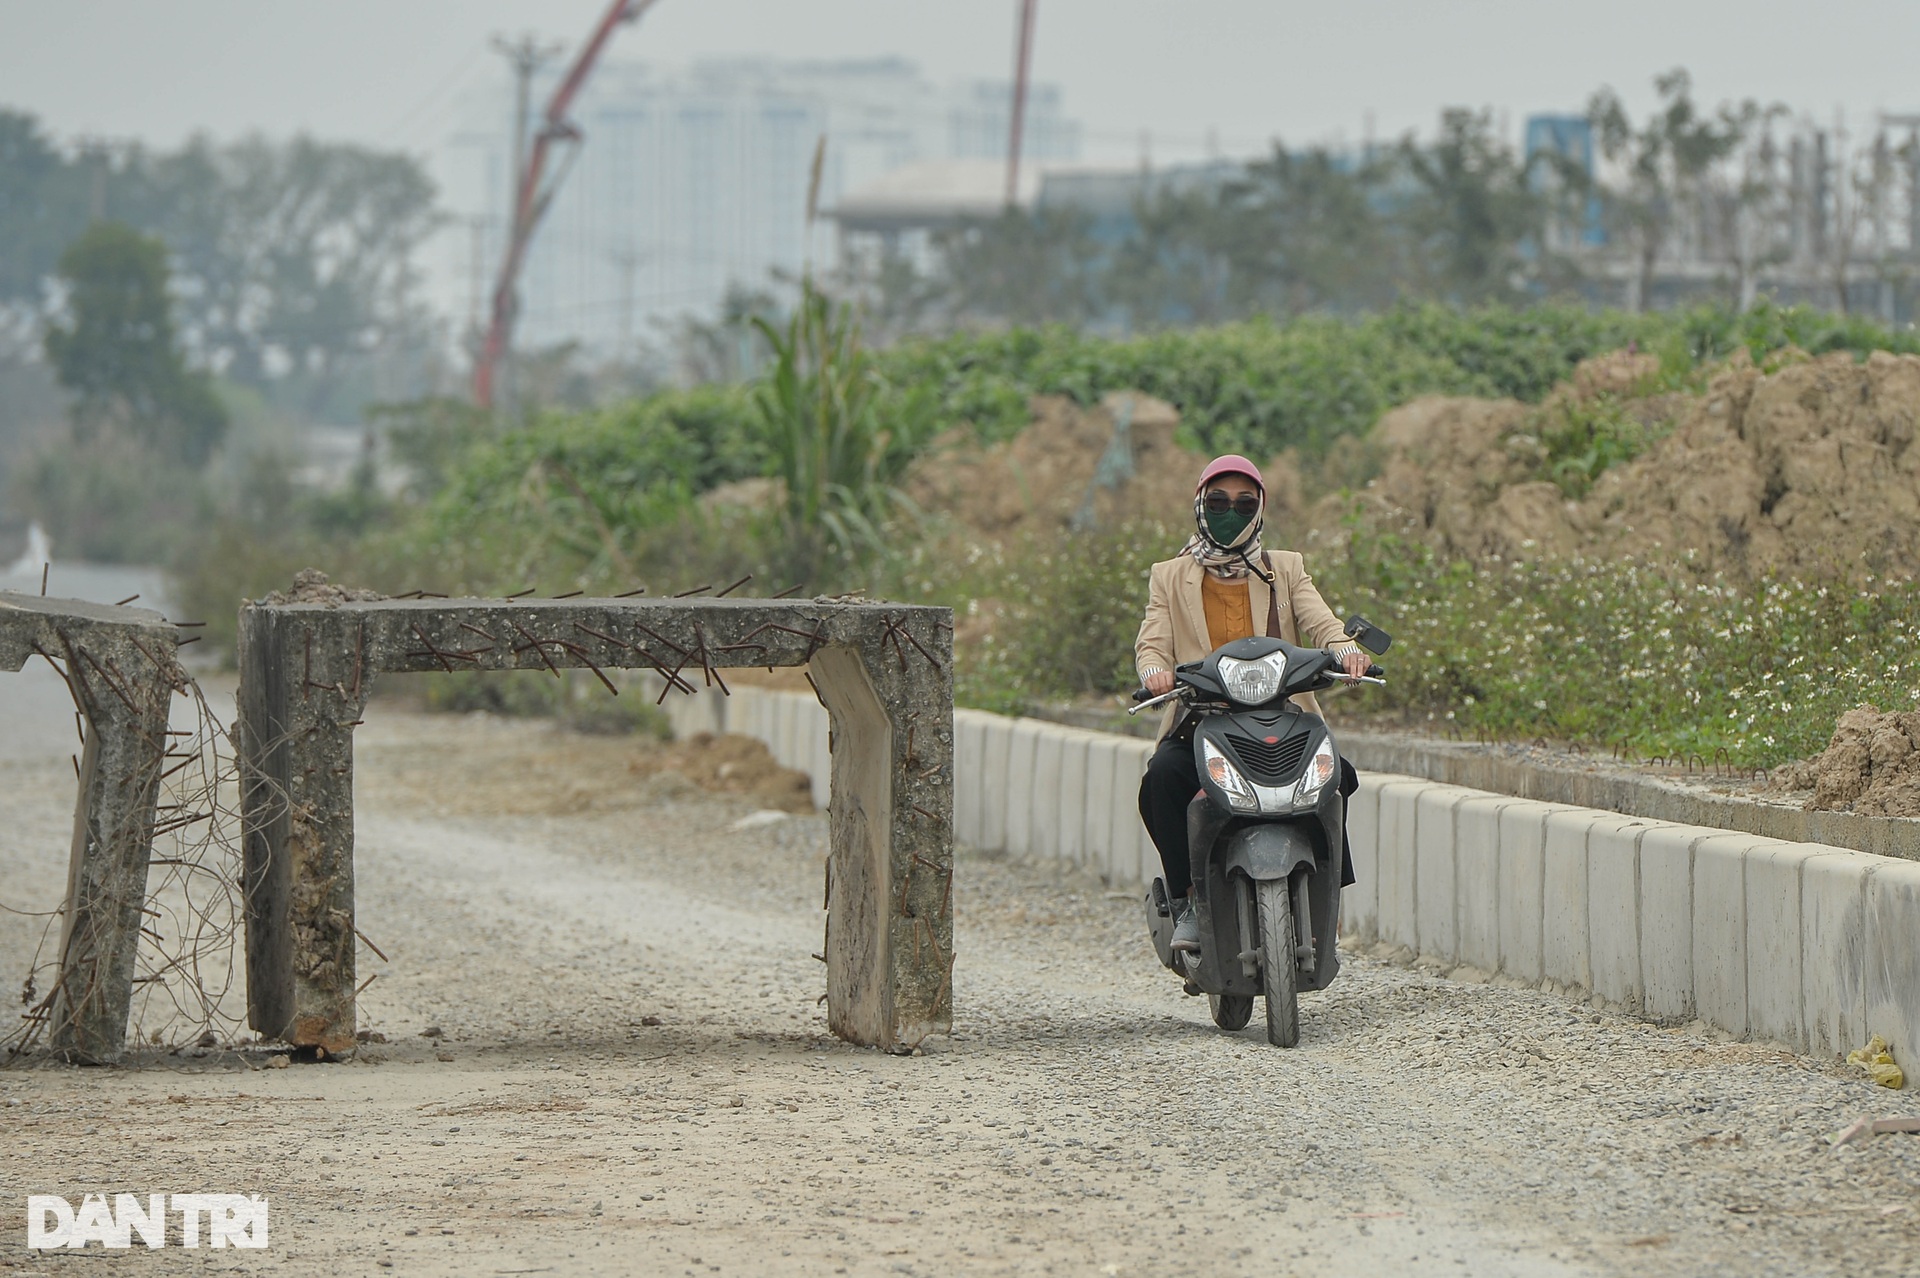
[1203,491,1260,518]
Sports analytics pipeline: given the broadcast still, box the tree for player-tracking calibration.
[0,112,76,303]
[42,221,228,465]
[128,134,443,414]
[1396,109,1549,303]
[1590,70,1745,311]
[1217,145,1401,315]
[933,207,1106,325]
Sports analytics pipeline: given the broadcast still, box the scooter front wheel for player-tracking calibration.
[1256,877,1301,1048]
[1208,993,1254,1031]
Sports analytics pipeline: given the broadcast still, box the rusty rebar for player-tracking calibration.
[717,575,753,598]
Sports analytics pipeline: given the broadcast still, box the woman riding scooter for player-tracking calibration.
[1134,455,1369,958]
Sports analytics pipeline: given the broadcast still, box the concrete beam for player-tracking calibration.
[237,595,952,1055]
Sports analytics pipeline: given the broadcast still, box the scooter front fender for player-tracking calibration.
[1217,822,1319,884]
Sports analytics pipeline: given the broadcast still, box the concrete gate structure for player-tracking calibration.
[0,591,188,1064]
[236,594,954,1056]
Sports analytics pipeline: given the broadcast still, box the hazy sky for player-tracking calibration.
[5,1,1918,166]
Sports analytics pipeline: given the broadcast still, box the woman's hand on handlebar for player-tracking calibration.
[1144,670,1175,696]
[1338,649,1370,679]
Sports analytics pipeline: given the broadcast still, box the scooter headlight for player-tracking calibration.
[1215,653,1285,706]
[1202,739,1259,811]
[1292,736,1338,807]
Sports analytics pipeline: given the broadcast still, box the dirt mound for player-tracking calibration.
[1773,706,1920,817]
[260,567,386,607]
[905,392,1304,543]
[629,731,814,812]
[1341,349,1920,578]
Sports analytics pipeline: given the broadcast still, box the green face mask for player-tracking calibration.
[1205,507,1253,546]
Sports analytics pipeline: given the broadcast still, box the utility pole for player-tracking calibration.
[1005,0,1037,209]
[489,32,563,413]
[474,0,654,412]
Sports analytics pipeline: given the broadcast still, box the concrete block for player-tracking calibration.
[977,717,1013,853]
[735,687,766,744]
[1453,795,1515,972]
[1586,815,1651,1010]
[1691,835,1751,1039]
[1800,847,1874,1060]
[1341,775,1385,940]
[807,701,831,812]
[1496,802,1552,984]
[1542,809,1599,991]
[1864,858,1920,1075]
[1374,780,1424,951]
[1027,725,1067,861]
[1004,721,1042,858]
[1744,841,1825,1052]
[1082,736,1121,874]
[1118,739,1156,886]
[1413,787,1467,960]
[1636,825,1698,1022]
[952,712,987,847]
[1055,731,1092,867]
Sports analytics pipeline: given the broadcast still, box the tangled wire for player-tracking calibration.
[3,672,246,1062]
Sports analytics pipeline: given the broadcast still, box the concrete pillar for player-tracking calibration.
[1,593,186,1063]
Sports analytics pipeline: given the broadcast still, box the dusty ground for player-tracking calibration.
[3,700,1919,1276]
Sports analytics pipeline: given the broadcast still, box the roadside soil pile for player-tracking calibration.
[904,391,1304,542]
[1773,706,1920,816]
[1340,348,1920,578]
[629,730,814,813]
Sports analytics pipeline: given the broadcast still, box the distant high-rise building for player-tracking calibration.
[443,58,1081,359]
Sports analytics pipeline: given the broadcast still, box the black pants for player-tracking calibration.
[1136,734,1358,898]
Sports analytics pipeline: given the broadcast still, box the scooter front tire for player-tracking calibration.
[1257,877,1301,1048]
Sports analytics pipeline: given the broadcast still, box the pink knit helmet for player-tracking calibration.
[1195,454,1263,492]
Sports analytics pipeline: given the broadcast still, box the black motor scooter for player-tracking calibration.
[1131,618,1390,1047]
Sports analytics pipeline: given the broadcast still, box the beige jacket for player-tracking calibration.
[1134,551,1360,739]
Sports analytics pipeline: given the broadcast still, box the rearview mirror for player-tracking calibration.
[1345,614,1392,655]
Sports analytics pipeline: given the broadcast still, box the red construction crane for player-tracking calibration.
[473,0,658,410]
[1005,0,1038,208]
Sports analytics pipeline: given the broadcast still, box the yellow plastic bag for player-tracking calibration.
[1847,1035,1905,1089]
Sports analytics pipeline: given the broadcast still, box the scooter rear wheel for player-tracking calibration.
[1208,993,1254,1031]
[1257,877,1301,1048]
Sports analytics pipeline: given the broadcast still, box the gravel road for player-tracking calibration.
[2,703,1916,1276]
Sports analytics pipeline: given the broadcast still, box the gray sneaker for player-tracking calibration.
[1170,895,1201,953]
